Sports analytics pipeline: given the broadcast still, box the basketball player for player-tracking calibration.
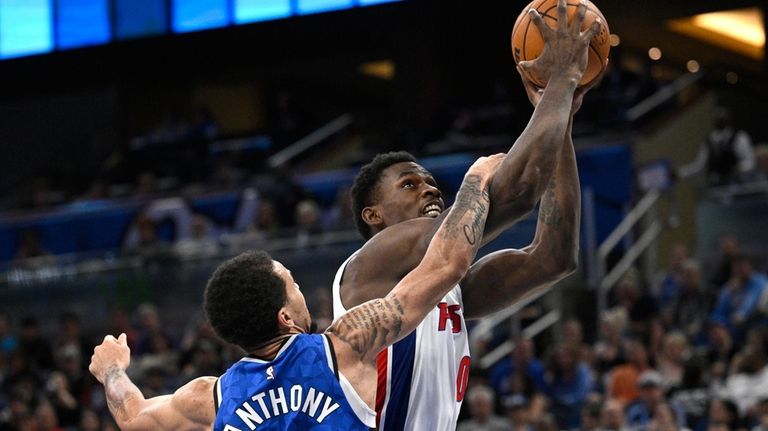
[332,1,602,429]
[88,154,501,430]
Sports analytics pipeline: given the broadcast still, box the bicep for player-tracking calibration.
[462,247,554,319]
[131,378,215,431]
[341,219,437,308]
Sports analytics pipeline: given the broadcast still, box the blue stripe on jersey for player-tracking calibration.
[382,331,417,431]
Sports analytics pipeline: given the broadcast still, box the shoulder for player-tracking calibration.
[172,377,217,425]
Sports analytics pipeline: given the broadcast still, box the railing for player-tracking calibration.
[267,113,354,168]
[625,72,703,123]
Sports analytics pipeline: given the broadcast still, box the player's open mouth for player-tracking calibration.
[422,203,443,217]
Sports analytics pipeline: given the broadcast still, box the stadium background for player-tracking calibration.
[0,0,767,430]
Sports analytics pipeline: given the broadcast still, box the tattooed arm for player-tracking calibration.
[462,114,582,319]
[326,155,500,364]
[89,334,215,431]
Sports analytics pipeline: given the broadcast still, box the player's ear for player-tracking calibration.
[361,206,381,227]
[276,307,293,331]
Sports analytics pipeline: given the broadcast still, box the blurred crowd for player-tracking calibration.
[458,235,768,431]
[2,232,768,431]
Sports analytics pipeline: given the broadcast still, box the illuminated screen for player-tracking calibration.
[297,0,354,15]
[57,0,110,49]
[0,0,53,59]
[358,0,401,4]
[172,0,230,33]
[234,0,291,24]
[115,0,167,39]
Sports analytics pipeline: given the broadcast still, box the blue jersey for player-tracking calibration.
[213,334,375,431]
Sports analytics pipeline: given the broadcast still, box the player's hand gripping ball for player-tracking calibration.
[511,0,610,87]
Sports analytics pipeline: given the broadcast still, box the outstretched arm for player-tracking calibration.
[463,113,581,318]
[89,334,215,431]
[482,0,601,241]
[338,0,602,311]
[327,155,499,362]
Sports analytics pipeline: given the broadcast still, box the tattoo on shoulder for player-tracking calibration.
[540,180,562,229]
[328,297,405,357]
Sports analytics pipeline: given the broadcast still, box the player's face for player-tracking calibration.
[370,162,444,229]
[273,261,312,334]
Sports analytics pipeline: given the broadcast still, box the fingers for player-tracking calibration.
[571,0,587,33]
[582,18,602,42]
[556,0,568,33]
[528,9,550,41]
[518,60,534,74]
[118,333,127,345]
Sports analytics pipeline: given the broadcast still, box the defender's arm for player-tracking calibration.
[89,334,216,431]
[327,155,497,362]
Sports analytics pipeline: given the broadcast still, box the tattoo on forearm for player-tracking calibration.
[104,368,133,422]
[442,174,490,247]
[539,179,562,229]
[328,297,405,357]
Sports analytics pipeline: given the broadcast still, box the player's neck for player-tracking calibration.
[248,333,295,360]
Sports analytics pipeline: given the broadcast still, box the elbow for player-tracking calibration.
[543,251,579,283]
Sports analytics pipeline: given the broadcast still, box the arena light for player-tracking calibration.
[668,7,764,60]
[359,59,395,80]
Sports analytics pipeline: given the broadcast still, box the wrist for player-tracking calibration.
[546,74,579,92]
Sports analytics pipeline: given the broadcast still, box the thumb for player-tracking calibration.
[118,333,127,345]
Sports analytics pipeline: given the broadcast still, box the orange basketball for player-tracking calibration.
[511,0,610,87]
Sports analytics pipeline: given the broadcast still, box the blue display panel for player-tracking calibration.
[0,0,53,58]
[57,0,110,49]
[234,0,291,24]
[296,0,354,15]
[358,0,400,4]
[115,0,168,39]
[172,0,229,33]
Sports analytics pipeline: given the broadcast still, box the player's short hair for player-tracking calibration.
[204,251,286,350]
[351,151,418,239]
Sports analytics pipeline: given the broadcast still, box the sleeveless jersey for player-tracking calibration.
[212,334,376,431]
[332,252,471,431]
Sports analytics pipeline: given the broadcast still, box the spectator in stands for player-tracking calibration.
[706,398,742,431]
[614,268,659,336]
[55,312,91,372]
[322,186,356,232]
[678,106,756,186]
[531,342,594,429]
[655,331,691,391]
[489,337,545,401]
[625,370,687,429]
[457,384,512,431]
[709,234,742,292]
[502,395,534,431]
[173,214,220,259]
[580,400,602,431]
[247,198,280,239]
[35,400,63,431]
[670,259,712,341]
[562,318,593,364]
[716,329,768,415]
[601,398,629,431]
[133,303,174,358]
[749,398,768,431]
[608,338,651,404]
[650,402,692,431]
[294,198,322,247]
[123,214,168,257]
[44,370,79,427]
[704,320,736,382]
[656,243,690,306]
[79,408,101,431]
[710,255,767,341]
[594,308,628,374]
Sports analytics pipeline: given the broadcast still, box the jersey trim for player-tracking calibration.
[323,334,339,379]
[339,372,378,428]
[380,331,417,431]
[213,378,222,412]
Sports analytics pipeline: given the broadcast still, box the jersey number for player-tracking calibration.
[456,356,471,402]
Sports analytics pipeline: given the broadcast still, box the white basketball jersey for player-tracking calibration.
[332,251,471,431]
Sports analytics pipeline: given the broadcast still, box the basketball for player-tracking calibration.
[511,0,610,87]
